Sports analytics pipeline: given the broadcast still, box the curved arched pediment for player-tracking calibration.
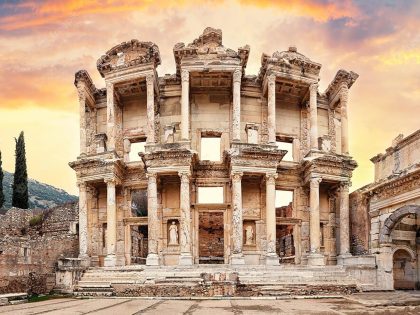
[97,40,161,77]
[379,204,420,244]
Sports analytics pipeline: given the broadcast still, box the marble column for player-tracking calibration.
[308,176,325,265]
[179,171,193,265]
[104,179,117,267]
[232,69,242,142]
[309,83,318,150]
[146,172,159,265]
[106,82,116,151]
[146,74,155,144]
[266,173,279,265]
[78,182,88,259]
[231,171,245,265]
[76,83,87,156]
[338,181,351,264]
[340,84,349,154]
[181,69,190,141]
[267,74,276,144]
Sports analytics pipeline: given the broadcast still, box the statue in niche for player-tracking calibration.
[245,225,254,245]
[168,221,179,245]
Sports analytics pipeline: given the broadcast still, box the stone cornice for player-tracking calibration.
[325,69,359,103]
[97,39,161,78]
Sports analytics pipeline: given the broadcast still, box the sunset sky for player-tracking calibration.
[0,0,419,195]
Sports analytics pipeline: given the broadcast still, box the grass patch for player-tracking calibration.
[28,294,68,303]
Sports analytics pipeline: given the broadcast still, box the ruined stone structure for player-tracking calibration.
[0,203,79,294]
[350,130,420,290]
[70,27,360,269]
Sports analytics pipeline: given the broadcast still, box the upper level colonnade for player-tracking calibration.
[74,27,358,160]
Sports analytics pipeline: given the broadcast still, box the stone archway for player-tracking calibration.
[379,204,420,244]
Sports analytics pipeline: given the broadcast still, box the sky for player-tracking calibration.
[0,0,419,196]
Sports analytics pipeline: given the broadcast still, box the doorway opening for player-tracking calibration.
[199,211,224,264]
[130,225,148,265]
[276,224,296,264]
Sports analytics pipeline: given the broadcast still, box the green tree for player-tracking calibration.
[0,151,4,208]
[12,132,28,209]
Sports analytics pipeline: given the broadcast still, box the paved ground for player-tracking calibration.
[0,292,419,314]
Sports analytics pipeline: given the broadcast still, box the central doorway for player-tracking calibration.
[198,211,224,264]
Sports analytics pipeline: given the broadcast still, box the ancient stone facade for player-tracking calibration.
[0,203,79,294]
[70,27,359,268]
[350,130,420,290]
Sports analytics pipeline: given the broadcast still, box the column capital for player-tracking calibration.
[231,171,243,182]
[104,178,116,185]
[339,85,349,104]
[178,170,191,183]
[233,69,242,84]
[339,180,351,191]
[181,69,189,83]
[146,172,158,180]
[106,81,114,90]
[146,73,154,85]
[77,181,87,189]
[265,173,278,185]
[310,176,322,187]
[309,82,318,94]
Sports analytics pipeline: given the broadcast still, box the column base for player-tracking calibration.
[179,253,193,266]
[146,253,160,266]
[307,253,325,266]
[230,254,245,265]
[265,253,280,266]
[78,254,91,268]
[337,253,353,265]
[104,254,116,267]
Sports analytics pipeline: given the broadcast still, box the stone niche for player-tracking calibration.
[167,219,180,247]
[243,221,256,246]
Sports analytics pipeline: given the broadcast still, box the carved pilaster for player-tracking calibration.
[265,172,279,264]
[146,74,155,143]
[267,74,276,144]
[328,108,337,153]
[181,69,190,141]
[104,178,117,267]
[231,171,245,264]
[340,84,349,155]
[232,69,242,142]
[146,172,159,265]
[178,171,193,265]
[338,181,351,259]
[78,182,88,258]
[77,83,87,156]
[309,83,318,150]
[106,82,116,151]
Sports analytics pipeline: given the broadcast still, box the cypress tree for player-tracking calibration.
[0,151,4,208]
[12,132,28,209]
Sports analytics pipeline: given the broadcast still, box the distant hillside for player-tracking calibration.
[1,171,77,209]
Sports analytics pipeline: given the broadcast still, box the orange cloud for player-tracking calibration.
[239,0,360,21]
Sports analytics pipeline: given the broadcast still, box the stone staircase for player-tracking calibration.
[74,265,358,297]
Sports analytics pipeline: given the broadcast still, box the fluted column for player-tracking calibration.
[78,182,88,259]
[104,179,117,267]
[146,172,159,265]
[338,181,351,264]
[308,176,324,265]
[231,171,245,265]
[179,171,193,265]
[106,82,116,151]
[232,69,242,142]
[267,74,276,144]
[146,74,155,144]
[266,173,279,265]
[76,83,87,156]
[181,69,190,141]
[340,84,349,154]
[309,83,318,150]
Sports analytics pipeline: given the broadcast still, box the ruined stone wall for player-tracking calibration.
[0,203,79,294]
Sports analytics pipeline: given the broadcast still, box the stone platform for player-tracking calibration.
[74,264,361,297]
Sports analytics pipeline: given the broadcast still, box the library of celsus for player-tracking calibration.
[70,27,361,270]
